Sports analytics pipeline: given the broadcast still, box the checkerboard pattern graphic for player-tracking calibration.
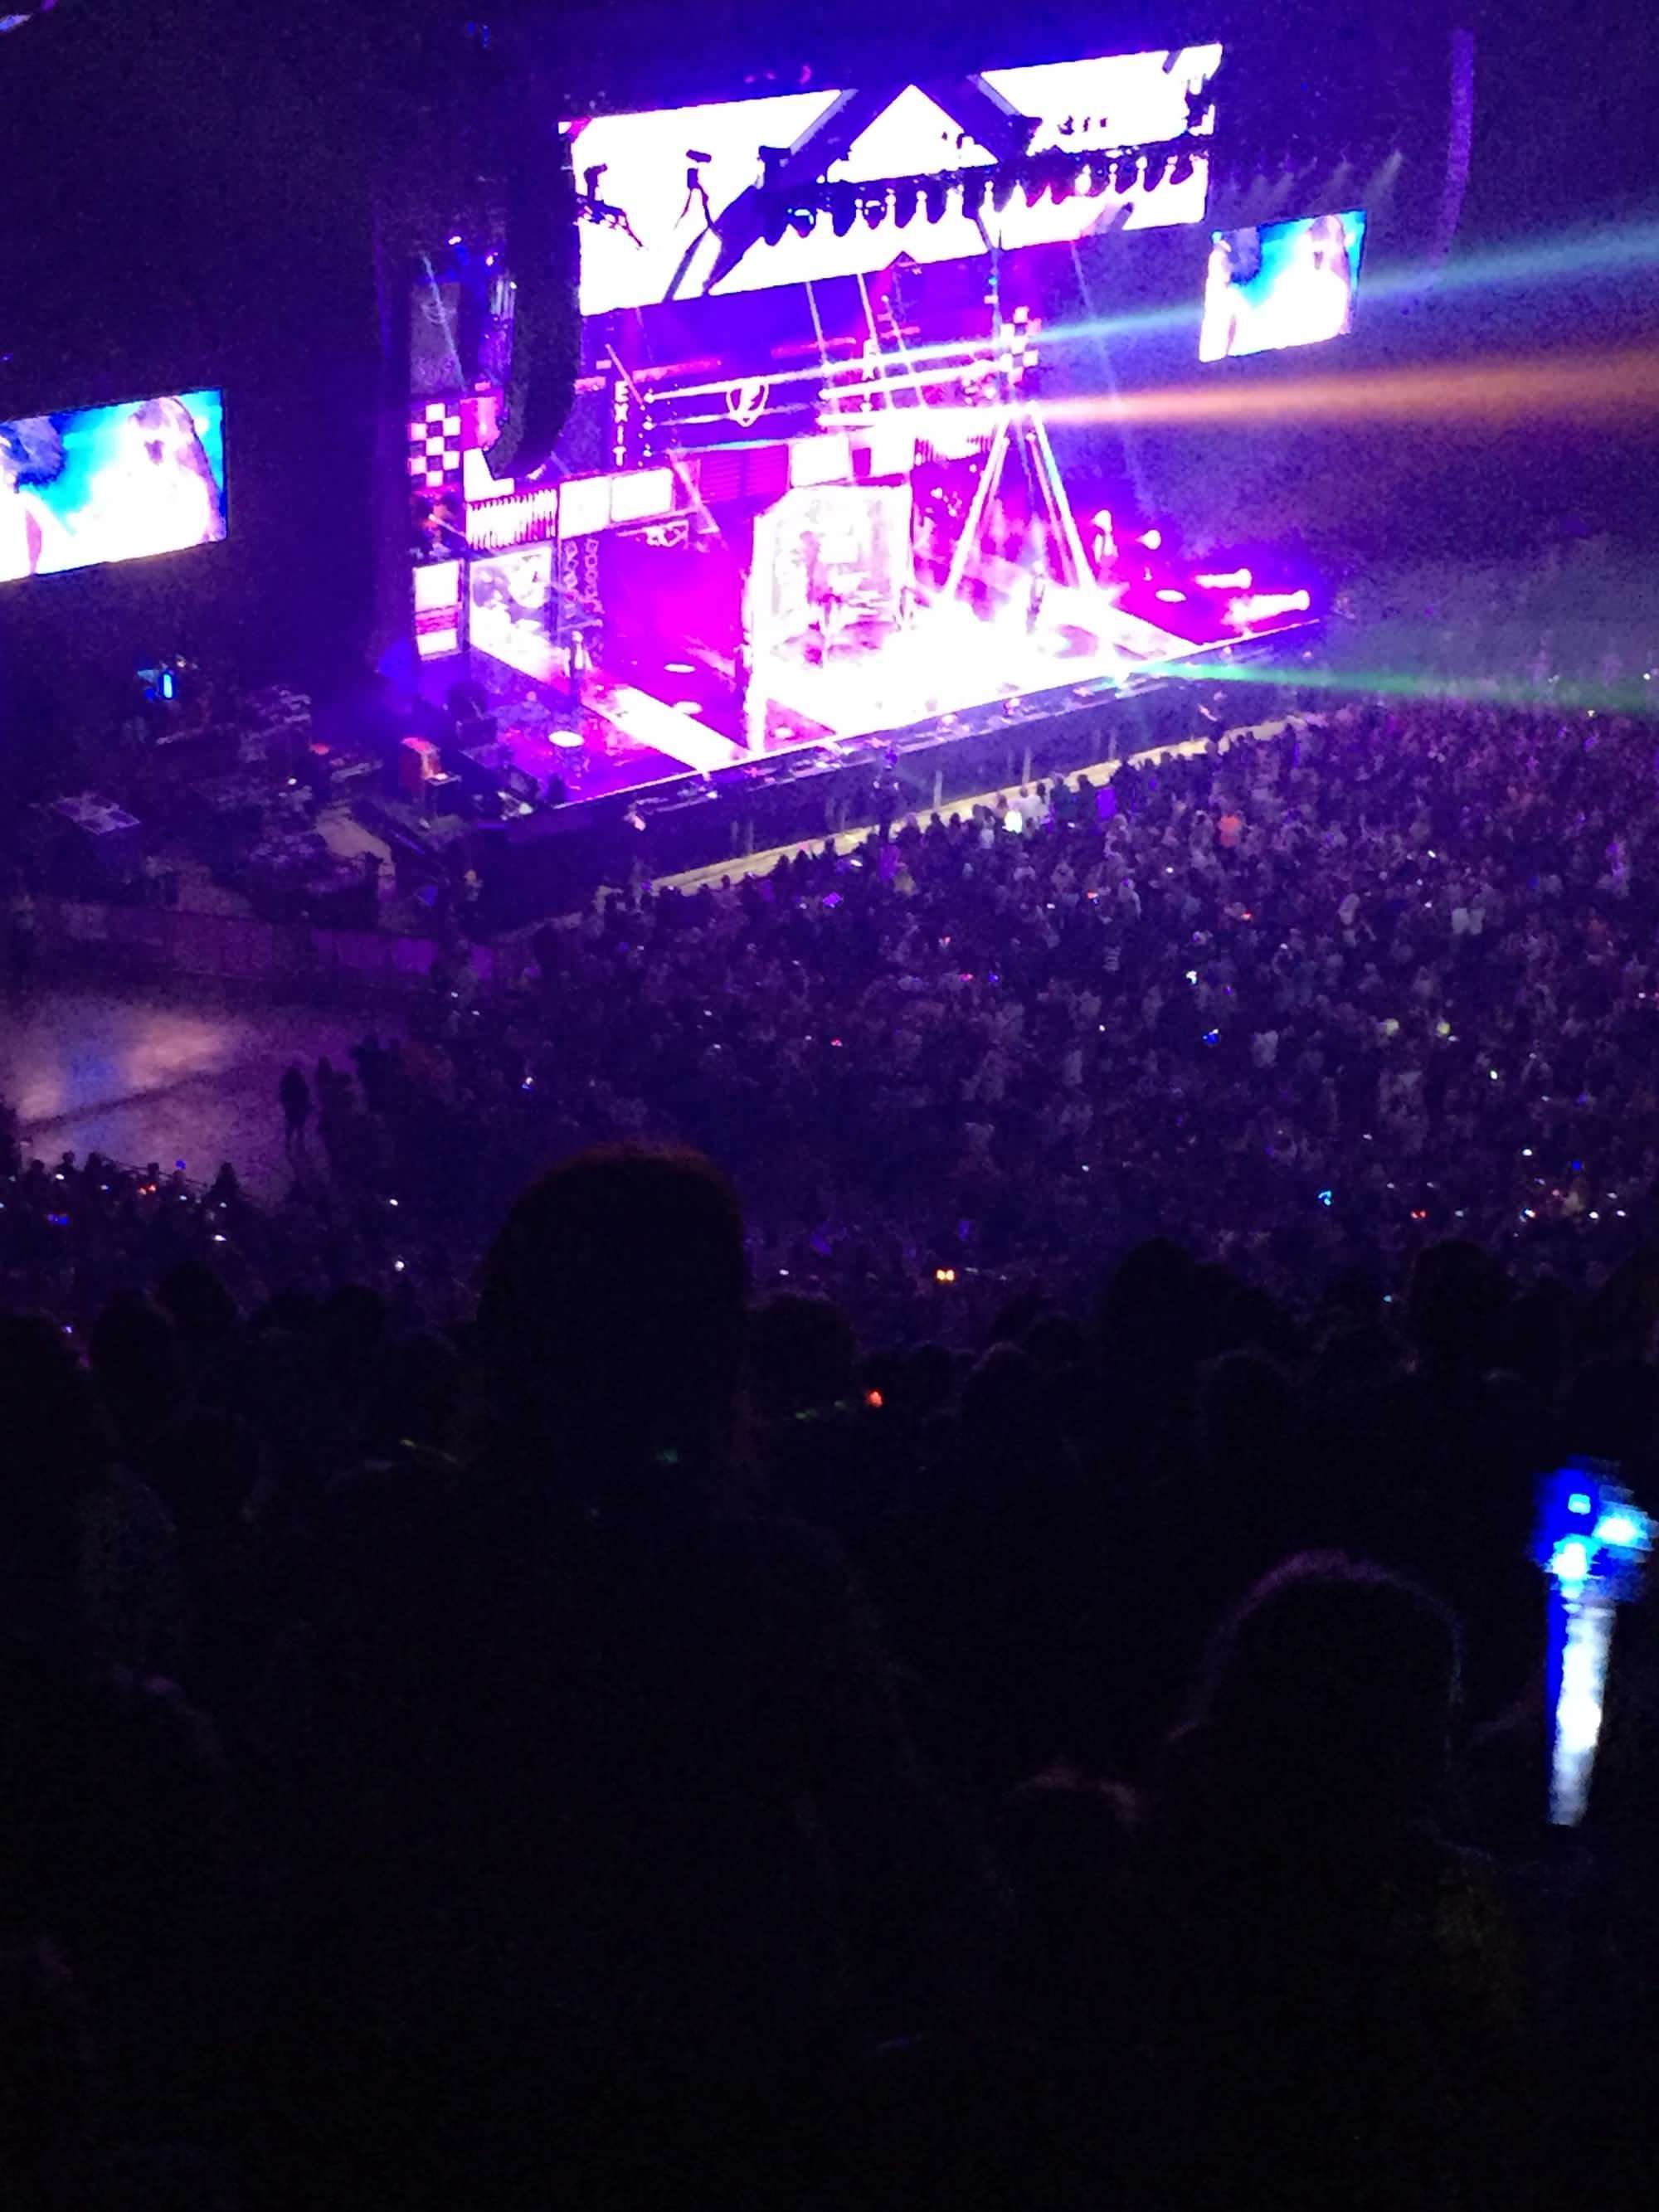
[408,401,465,493]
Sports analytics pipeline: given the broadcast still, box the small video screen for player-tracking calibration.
[1199,211,1366,362]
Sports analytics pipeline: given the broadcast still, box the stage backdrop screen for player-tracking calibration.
[568,46,1223,314]
[1199,211,1366,362]
[0,389,227,584]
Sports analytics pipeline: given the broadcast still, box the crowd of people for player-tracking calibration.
[266,690,1659,1338]
[6,688,1659,2205]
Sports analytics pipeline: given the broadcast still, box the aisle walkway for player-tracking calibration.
[1,989,385,1201]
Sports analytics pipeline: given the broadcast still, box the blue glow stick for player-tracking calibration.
[1534,1463,1652,1826]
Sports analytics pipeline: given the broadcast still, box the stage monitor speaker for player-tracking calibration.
[484,119,580,481]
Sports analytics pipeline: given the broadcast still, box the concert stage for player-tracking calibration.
[397,41,1327,905]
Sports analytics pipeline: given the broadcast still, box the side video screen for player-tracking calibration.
[1199,211,1366,362]
[0,389,227,584]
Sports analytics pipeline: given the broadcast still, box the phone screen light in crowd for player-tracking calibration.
[395,1260,406,1272]
[935,1267,957,1285]
[1317,1189,1333,1207]
[1536,1465,1653,1826]
[1203,1028,1220,1046]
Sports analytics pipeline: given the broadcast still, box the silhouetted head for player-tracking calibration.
[158,1260,237,1349]
[748,1292,858,1424]
[1407,1239,1509,1373]
[0,1315,110,1561]
[1165,1553,1459,1847]
[479,1145,748,1474]
[89,1292,183,1451]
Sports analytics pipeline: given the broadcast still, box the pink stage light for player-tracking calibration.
[1195,567,1253,590]
[1225,588,1312,628]
[1141,527,1163,549]
[1155,588,1187,602]
[665,662,696,674]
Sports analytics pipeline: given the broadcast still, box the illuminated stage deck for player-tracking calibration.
[461,553,1307,812]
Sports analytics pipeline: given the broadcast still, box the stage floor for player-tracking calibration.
[474,583,1199,809]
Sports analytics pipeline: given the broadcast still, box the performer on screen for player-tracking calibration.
[84,397,224,564]
[1278,213,1355,348]
[0,417,67,581]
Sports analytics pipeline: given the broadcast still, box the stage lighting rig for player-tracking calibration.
[1169,146,1195,186]
[922,175,951,225]
[892,177,920,227]
[1112,153,1141,193]
[828,185,857,237]
[788,205,816,238]
[859,189,889,228]
[992,169,1021,214]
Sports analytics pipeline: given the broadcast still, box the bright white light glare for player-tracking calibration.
[1594,1512,1642,1548]
[1569,1492,1591,1515]
[1553,1539,1591,1587]
[1551,1598,1614,1826]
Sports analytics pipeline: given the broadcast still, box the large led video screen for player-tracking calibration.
[569,46,1223,312]
[0,390,227,583]
[1199,211,1366,362]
